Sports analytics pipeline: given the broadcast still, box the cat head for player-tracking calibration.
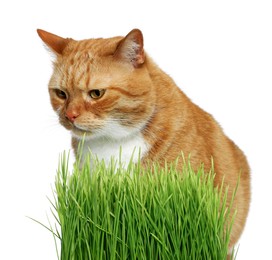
[37,29,155,140]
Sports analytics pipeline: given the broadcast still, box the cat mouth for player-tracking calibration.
[70,121,105,139]
[73,123,89,131]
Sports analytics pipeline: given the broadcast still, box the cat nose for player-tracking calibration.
[66,110,80,123]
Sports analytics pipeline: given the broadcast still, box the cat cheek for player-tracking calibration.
[59,117,73,130]
[55,107,62,115]
[50,98,64,113]
[50,103,62,115]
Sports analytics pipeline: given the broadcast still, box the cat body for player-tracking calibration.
[38,28,250,251]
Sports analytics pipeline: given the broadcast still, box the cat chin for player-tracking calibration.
[71,127,104,141]
[71,130,93,141]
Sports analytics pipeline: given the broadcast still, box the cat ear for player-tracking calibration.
[37,29,70,55]
[114,29,145,68]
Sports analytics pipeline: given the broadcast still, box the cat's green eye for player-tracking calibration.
[89,89,106,99]
[55,89,67,100]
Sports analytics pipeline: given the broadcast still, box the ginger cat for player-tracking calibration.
[37,28,250,254]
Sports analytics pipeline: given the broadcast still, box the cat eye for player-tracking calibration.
[55,89,67,99]
[88,89,106,99]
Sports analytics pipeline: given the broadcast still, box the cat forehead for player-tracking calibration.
[63,36,123,58]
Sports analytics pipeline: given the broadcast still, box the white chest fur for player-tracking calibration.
[81,131,149,168]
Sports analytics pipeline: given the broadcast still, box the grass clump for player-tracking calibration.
[49,152,236,260]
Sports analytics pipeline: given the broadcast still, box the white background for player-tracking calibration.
[1,0,271,259]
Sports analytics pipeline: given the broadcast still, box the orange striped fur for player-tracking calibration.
[38,28,250,253]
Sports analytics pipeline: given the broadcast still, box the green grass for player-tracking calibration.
[47,152,237,260]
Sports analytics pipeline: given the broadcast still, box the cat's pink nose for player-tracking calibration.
[66,110,80,123]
